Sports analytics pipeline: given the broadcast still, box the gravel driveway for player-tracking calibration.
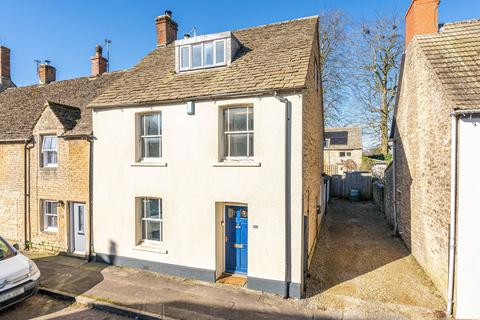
[305,200,447,320]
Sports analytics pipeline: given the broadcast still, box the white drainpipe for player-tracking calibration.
[447,113,458,315]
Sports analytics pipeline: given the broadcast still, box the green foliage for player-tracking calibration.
[361,153,392,171]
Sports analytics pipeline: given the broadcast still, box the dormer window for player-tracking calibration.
[175,31,240,73]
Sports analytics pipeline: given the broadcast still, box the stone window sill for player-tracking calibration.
[131,162,168,168]
[132,243,168,254]
[212,161,261,167]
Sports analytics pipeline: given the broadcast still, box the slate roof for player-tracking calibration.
[0,71,124,141]
[325,127,363,150]
[416,19,480,109]
[90,16,319,108]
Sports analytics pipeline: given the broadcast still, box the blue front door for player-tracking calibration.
[225,206,248,274]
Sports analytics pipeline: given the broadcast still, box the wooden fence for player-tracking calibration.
[329,171,373,200]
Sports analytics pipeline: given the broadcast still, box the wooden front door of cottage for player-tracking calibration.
[225,206,248,274]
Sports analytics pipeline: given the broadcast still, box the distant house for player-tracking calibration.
[88,12,324,298]
[388,0,480,318]
[0,46,122,257]
[324,127,362,174]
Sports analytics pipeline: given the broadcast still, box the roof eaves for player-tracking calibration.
[88,87,306,109]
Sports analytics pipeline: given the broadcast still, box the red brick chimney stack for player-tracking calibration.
[0,46,11,82]
[156,10,178,46]
[91,45,108,76]
[38,63,56,84]
[405,0,440,48]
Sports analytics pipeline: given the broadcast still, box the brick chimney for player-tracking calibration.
[91,45,107,76]
[0,46,11,82]
[156,10,178,46]
[38,62,56,84]
[405,0,440,48]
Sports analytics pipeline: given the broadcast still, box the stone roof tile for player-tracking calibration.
[90,16,318,107]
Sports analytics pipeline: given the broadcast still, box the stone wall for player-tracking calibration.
[393,40,452,299]
[0,143,25,244]
[302,23,323,265]
[28,107,91,252]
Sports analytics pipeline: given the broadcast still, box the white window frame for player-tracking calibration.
[140,198,163,244]
[139,113,162,161]
[179,39,227,71]
[179,45,191,70]
[222,106,254,161]
[41,135,58,168]
[43,200,58,232]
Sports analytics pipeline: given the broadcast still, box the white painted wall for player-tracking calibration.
[92,94,304,284]
[456,114,480,320]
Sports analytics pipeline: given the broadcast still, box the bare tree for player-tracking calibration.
[352,14,403,155]
[318,10,351,126]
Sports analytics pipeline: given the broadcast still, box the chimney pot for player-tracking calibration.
[38,63,56,84]
[91,45,107,76]
[0,46,11,81]
[156,10,178,46]
[405,0,440,48]
[184,33,190,39]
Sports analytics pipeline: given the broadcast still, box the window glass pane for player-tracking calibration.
[204,42,214,66]
[143,114,161,136]
[248,108,253,130]
[223,132,229,157]
[223,109,229,132]
[143,137,161,158]
[50,136,58,149]
[144,199,160,220]
[78,206,84,233]
[146,221,161,241]
[192,44,202,68]
[47,151,57,165]
[51,202,57,215]
[230,134,248,157]
[229,108,247,131]
[248,134,254,157]
[181,47,189,69]
[215,41,225,64]
[43,136,52,150]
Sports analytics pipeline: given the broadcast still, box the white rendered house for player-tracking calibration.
[89,11,324,298]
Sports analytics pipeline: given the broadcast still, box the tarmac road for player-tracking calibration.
[0,293,131,320]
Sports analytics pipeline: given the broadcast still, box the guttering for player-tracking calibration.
[88,87,305,110]
[0,138,31,144]
[447,113,458,315]
[274,91,292,298]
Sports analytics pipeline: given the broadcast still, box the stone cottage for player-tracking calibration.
[387,0,480,318]
[0,46,122,257]
[88,12,324,298]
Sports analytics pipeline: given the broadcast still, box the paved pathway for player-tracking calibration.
[305,200,447,320]
[0,294,130,320]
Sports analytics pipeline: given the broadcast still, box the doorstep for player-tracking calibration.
[216,273,247,287]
